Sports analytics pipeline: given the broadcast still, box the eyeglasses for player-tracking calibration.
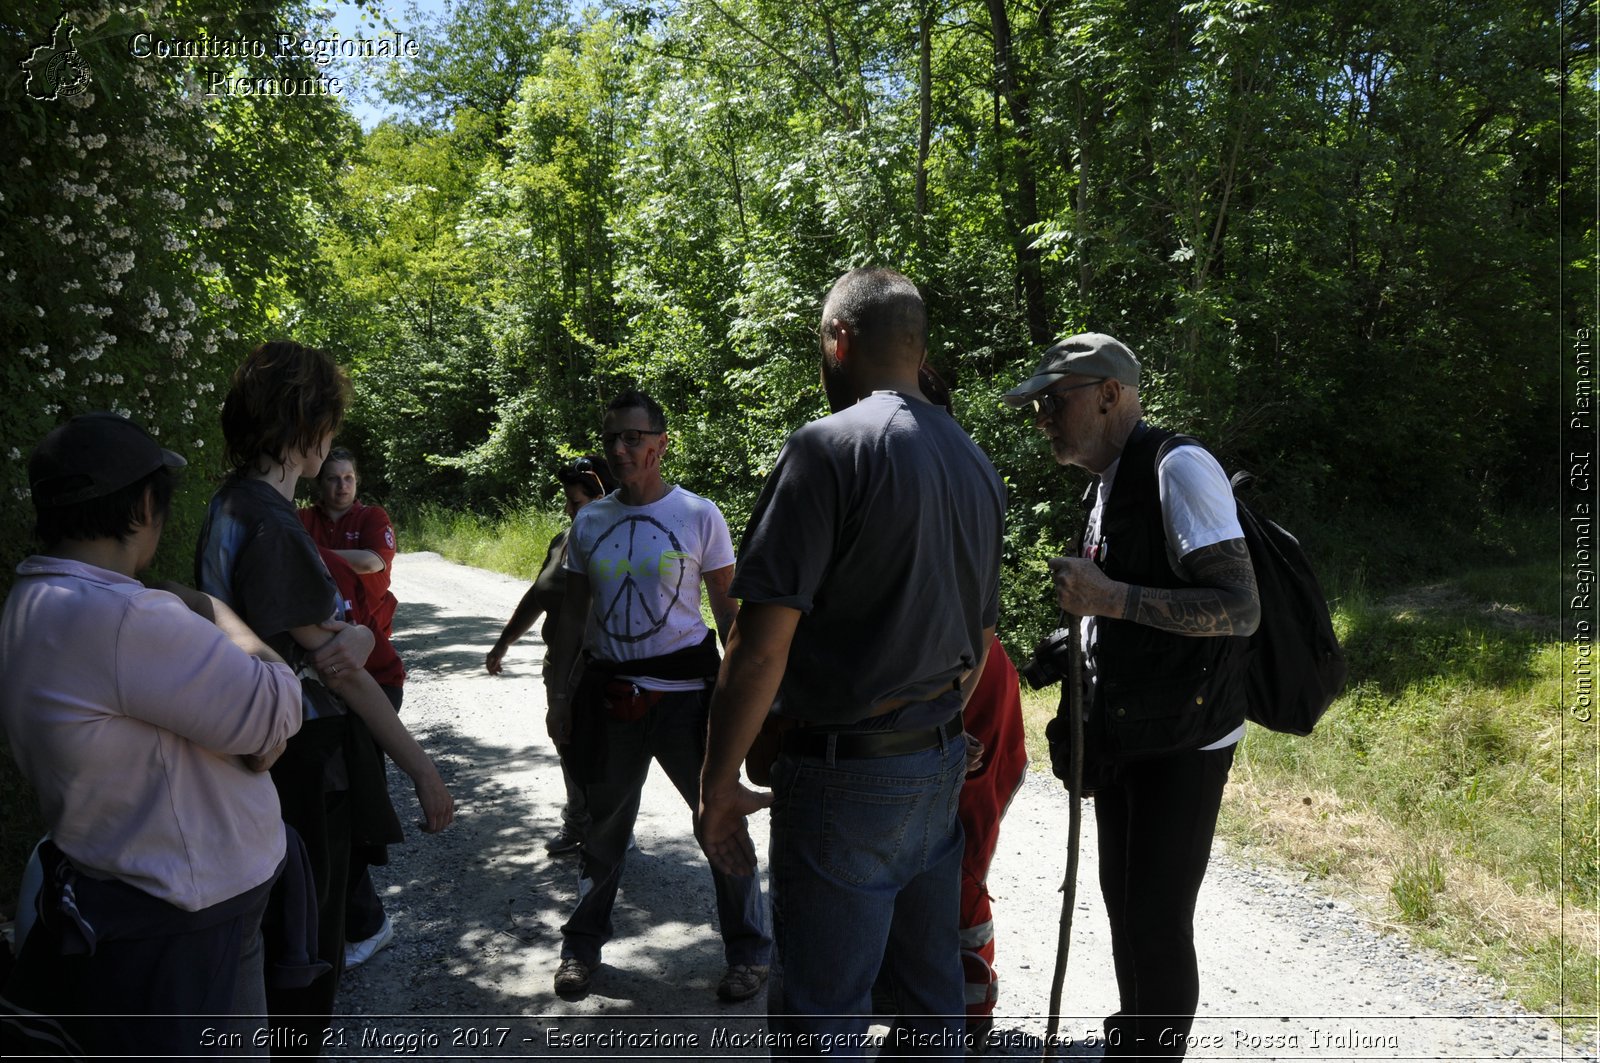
[601,429,664,449]
[1029,379,1104,419]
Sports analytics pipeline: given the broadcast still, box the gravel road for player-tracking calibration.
[329,552,1596,1061]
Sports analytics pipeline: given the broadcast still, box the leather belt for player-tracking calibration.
[779,713,964,760]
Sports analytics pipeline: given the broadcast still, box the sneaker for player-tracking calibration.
[344,914,395,969]
[716,963,769,1002]
[545,831,583,857]
[554,957,592,998]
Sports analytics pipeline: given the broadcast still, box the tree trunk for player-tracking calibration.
[916,0,933,234]
[984,0,1050,345]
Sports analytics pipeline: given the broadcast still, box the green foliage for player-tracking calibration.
[1225,562,1595,1017]
[0,0,357,578]
[383,0,564,135]
[289,1,1568,686]
[1391,852,1447,925]
[2,0,1581,983]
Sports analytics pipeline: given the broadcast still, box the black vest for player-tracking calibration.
[1082,424,1246,760]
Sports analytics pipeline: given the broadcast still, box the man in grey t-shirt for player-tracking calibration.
[699,268,1005,1057]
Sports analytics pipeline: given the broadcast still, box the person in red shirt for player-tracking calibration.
[298,447,403,701]
[297,446,405,969]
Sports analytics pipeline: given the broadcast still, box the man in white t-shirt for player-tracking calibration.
[544,390,772,1003]
[1003,334,1261,1060]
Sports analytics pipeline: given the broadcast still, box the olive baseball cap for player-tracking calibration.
[29,412,186,509]
[1001,332,1141,407]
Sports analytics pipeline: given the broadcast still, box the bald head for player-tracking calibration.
[820,268,927,365]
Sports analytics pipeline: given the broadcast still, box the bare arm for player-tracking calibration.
[956,628,996,775]
[144,580,287,666]
[699,602,800,876]
[542,571,592,744]
[306,619,375,676]
[486,583,545,675]
[289,622,454,832]
[703,564,738,648]
[331,548,385,574]
[958,627,996,710]
[1049,538,1260,637]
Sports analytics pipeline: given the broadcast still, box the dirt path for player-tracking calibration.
[329,552,1594,1061]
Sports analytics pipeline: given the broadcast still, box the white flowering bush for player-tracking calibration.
[0,0,355,577]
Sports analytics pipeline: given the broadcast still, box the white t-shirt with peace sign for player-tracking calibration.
[565,485,733,689]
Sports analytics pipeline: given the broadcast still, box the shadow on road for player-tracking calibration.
[331,596,776,1056]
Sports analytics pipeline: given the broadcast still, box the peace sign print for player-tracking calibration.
[589,513,689,644]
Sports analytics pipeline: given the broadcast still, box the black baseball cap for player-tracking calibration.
[29,412,186,509]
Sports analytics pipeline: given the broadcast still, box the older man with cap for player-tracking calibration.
[0,412,302,1057]
[1004,334,1259,1060]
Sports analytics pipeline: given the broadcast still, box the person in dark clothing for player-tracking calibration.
[197,340,454,1053]
[485,454,615,855]
[699,268,1005,1059]
[1003,332,1260,1059]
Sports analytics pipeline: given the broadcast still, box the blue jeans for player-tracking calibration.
[560,689,772,968]
[767,732,967,1061]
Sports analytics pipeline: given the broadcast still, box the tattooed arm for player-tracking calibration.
[1048,538,1260,637]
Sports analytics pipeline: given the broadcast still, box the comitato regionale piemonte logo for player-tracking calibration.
[22,13,92,101]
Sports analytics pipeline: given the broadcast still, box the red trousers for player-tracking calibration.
[958,640,1029,1019]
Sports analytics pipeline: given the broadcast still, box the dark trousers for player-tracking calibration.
[560,689,771,968]
[2,847,274,1062]
[345,684,403,941]
[1095,743,1235,1059]
[268,722,354,1056]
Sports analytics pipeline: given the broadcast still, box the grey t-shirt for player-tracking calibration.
[732,390,1005,726]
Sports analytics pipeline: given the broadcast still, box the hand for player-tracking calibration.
[412,766,455,833]
[964,732,985,775]
[485,641,508,675]
[697,781,774,877]
[546,698,572,745]
[244,740,287,773]
[311,619,375,680]
[1047,556,1122,618]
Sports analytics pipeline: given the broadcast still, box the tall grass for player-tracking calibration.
[400,502,565,580]
[1222,560,1596,1021]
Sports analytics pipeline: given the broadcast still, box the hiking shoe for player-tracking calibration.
[545,831,583,857]
[716,963,769,1002]
[554,957,592,998]
[344,914,395,969]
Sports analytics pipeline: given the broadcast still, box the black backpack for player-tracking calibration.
[1159,436,1348,735]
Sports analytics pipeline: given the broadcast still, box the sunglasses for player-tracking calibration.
[601,429,664,448]
[1030,378,1104,418]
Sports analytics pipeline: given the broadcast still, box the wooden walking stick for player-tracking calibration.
[1043,613,1083,1062]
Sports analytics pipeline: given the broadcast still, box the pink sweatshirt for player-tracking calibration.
[0,556,302,911]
